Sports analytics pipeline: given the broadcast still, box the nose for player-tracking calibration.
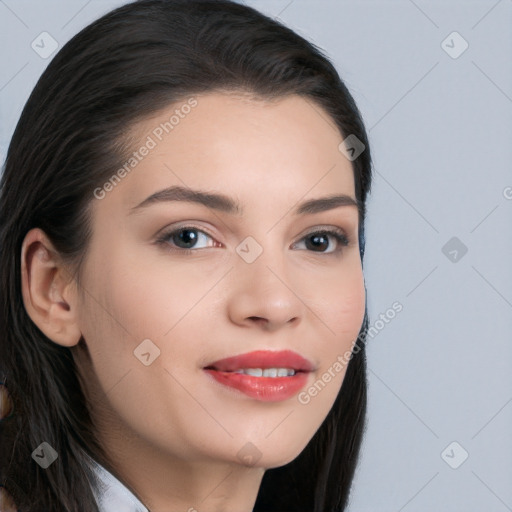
[226,245,305,332]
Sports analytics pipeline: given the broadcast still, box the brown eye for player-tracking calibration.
[293,228,350,254]
[168,228,201,249]
[156,225,219,253]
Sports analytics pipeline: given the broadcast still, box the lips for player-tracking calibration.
[204,349,314,373]
[203,350,314,402]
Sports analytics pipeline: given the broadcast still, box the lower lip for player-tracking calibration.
[203,369,310,402]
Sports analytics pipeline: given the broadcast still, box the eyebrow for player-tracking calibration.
[129,185,361,217]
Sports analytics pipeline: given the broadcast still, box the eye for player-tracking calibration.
[292,227,350,255]
[156,225,219,253]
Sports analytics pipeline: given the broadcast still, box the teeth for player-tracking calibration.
[232,367,296,377]
[241,368,263,377]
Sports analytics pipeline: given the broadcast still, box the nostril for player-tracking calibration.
[248,317,267,327]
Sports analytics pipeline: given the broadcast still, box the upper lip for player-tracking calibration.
[204,350,314,372]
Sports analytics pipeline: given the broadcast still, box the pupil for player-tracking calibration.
[176,229,197,248]
[307,233,328,251]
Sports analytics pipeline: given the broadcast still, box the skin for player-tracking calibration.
[0,383,15,511]
[20,92,366,512]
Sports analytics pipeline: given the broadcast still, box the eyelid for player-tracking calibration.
[299,224,349,239]
[156,221,218,241]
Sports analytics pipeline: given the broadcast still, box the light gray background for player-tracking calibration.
[1,1,511,510]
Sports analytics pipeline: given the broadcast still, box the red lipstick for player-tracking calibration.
[203,350,314,402]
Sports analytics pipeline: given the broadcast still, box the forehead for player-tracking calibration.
[100,91,356,214]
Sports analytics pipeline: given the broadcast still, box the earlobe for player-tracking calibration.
[20,228,82,347]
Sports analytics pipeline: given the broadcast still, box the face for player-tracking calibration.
[74,91,366,469]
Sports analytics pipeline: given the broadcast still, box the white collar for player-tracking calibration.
[82,451,149,512]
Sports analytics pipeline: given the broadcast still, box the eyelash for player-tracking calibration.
[155,224,351,256]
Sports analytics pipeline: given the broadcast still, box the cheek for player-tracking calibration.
[320,264,365,344]
[77,251,216,396]
[296,267,365,427]
[88,255,204,341]
[335,285,366,337]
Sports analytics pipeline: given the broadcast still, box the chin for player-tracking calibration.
[228,437,310,470]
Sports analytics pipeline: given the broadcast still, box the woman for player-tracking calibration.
[0,0,373,510]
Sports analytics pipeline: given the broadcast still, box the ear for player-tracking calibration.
[20,228,82,347]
